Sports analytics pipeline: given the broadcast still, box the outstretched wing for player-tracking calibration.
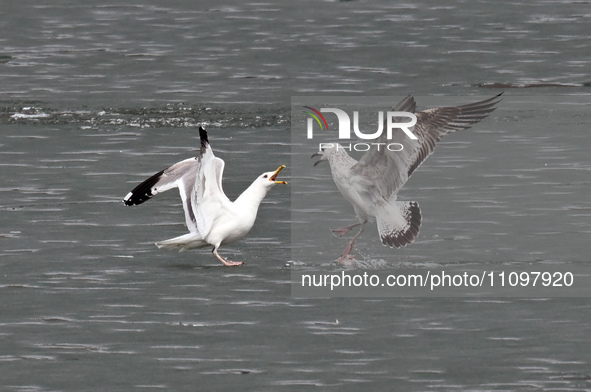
[352,94,502,199]
[408,93,502,176]
[123,126,220,235]
[191,153,230,238]
[123,157,199,232]
[123,158,197,207]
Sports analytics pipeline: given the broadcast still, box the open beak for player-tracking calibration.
[311,151,323,167]
[269,165,287,184]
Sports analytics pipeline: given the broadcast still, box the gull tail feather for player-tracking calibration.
[155,233,206,252]
[377,201,422,248]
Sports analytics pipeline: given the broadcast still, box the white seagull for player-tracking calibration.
[312,94,502,261]
[123,126,287,266]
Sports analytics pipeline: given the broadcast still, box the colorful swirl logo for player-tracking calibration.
[303,106,329,130]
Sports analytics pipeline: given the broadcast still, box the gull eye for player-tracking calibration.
[263,174,268,178]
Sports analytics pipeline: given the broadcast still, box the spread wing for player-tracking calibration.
[408,93,502,176]
[123,157,199,232]
[123,126,230,236]
[351,94,502,199]
[191,144,231,238]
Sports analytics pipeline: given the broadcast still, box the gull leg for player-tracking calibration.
[337,222,366,262]
[213,248,244,267]
[331,222,362,237]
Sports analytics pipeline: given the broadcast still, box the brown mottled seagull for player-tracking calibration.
[312,94,502,261]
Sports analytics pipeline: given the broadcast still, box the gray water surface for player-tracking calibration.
[1,1,590,391]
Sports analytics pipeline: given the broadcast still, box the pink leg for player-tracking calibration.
[331,222,362,237]
[213,248,244,267]
[336,223,365,262]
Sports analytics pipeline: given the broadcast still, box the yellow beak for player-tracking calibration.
[269,165,287,184]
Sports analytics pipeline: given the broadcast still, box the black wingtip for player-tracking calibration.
[199,126,208,149]
[122,169,165,206]
[492,91,504,102]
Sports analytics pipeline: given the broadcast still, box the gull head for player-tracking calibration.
[258,165,287,187]
[311,145,336,167]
